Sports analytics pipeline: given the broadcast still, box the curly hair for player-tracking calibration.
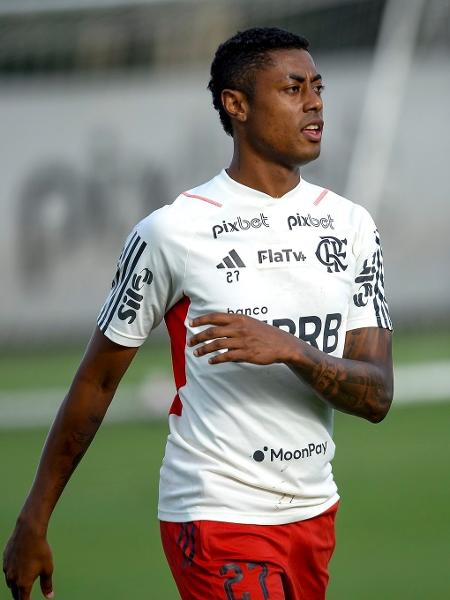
[208,27,310,136]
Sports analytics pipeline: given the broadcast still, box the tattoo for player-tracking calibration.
[291,328,392,422]
[54,411,104,496]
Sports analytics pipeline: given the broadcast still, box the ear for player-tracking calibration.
[221,89,249,126]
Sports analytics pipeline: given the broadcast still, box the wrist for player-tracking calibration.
[279,335,306,367]
[17,507,49,537]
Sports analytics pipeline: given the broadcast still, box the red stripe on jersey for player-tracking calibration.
[182,191,222,207]
[313,189,329,205]
[165,295,191,416]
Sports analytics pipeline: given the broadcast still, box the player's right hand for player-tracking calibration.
[3,522,54,600]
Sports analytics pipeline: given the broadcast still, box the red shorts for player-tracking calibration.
[160,502,338,600]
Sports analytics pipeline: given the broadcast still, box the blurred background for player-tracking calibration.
[1,0,449,598]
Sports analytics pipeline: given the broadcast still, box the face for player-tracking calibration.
[232,49,324,168]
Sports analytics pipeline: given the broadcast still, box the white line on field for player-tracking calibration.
[0,362,449,429]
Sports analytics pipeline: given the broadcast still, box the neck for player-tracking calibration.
[227,141,301,198]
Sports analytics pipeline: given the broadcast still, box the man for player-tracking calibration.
[3,27,393,600]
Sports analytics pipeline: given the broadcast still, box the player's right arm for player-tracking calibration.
[3,327,138,600]
[4,205,185,600]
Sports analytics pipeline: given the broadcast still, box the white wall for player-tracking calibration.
[1,54,449,343]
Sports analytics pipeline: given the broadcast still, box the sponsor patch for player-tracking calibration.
[256,246,307,269]
[253,441,328,462]
[212,213,270,239]
[287,213,335,231]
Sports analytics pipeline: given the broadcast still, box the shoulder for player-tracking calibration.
[135,174,223,244]
[302,179,375,228]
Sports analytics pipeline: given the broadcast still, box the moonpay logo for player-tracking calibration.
[252,442,328,462]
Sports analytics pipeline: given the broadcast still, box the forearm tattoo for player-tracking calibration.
[52,409,105,498]
[292,328,392,422]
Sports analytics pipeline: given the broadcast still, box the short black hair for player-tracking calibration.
[208,27,310,136]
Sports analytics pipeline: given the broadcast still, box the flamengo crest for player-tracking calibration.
[315,236,348,273]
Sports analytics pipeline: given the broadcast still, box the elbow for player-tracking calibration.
[367,407,389,424]
[366,388,393,424]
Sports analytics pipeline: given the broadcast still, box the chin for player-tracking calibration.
[296,146,321,166]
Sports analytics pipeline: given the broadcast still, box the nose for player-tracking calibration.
[303,83,323,112]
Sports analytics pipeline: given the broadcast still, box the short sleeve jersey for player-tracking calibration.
[98,170,392,525]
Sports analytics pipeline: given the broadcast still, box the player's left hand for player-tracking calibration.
[189,312,299,365]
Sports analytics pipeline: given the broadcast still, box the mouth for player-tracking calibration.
[301,120,323,142]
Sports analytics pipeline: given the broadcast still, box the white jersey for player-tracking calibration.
[98,170,392,525]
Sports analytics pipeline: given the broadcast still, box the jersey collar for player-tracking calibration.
[219,169,303,203]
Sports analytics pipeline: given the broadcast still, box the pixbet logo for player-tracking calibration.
[257,248,306,264]
[212,213,269,239]
[252,442,328,462]
[287,213,334,231]
[118,267,153,324]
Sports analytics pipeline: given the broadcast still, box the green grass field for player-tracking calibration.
[1,405,449,599]
[1,329,449,599]
[1,326,450,392]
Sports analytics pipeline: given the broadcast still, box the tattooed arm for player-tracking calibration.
[286,325,393,423]
[189,314,393,424]
[3,328,138,600]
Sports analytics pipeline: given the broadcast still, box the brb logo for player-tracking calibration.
[287,213,335,230]
[118,267,153,323]
[269,313,342,354]
[315,236,348,273]
[252,441,328,462]
[212,213,269,239]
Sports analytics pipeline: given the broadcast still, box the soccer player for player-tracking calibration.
[3,27,393,600]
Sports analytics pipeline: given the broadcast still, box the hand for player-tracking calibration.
[189,312,299,365]
[3,522,54,600]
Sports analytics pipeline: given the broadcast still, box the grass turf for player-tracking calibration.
[1,403,449,599]
[0,339,172,392]
[0,327,449,392]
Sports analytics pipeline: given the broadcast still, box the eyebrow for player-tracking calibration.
[288,73,322,83]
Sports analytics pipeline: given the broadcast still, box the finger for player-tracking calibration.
[193,338,240,357]
[3,562,12,584]
[17,584,32,600]
[207,350,244,365]
[190,313,237,328]
[4,571,12,588]
[188,326,231,347]
[40,571,54,599]
[10,582,20,600]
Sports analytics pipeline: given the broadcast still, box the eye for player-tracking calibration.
[287,85,300,94]
[314,84,325,95]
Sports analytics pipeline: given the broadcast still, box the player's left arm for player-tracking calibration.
[288,325,393,423]
[189,314,393,423]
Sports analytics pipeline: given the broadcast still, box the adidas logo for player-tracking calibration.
[216,249,246,269]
